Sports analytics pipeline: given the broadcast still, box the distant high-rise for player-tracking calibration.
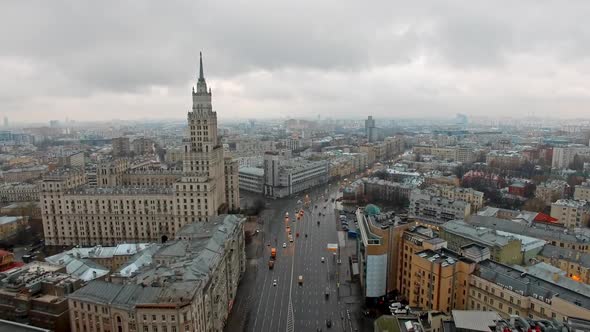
[3,116,7,128]
[365,115,377,142]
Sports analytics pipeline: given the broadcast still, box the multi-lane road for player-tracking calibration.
[237,184,357,332]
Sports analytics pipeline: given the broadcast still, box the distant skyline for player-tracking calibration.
[3,1,590,122]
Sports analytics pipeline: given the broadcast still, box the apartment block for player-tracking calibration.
[409,189,471,224]
[440,219,546,265]
[0,262,82,332]
[535,180,569,204]
[356,206,414,302]
[468,260,590,322]
[0,182,39,203]
[407,248,476,313]
[550,199,590,229]
[574,180,590,201]
[67,215,245,332]
[238,167,264,194]
[536,244,590,285]
[468,215,590,253]
[263,153,328,198]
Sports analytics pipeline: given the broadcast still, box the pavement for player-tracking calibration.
[225,184,371,332]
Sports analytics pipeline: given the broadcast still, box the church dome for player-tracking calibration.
[364,204,381,216]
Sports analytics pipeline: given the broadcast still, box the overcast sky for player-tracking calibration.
[3,1,590,123]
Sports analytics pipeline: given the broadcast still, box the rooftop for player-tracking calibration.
[0,216,24,225]
[451,310,502,332]
[467,215,590,244]
[66,185,174,196]
[538,244,590,269]
[476,260,590,310]
[238,166,264,177]
[552,199,589,209]
[416,248,472,267]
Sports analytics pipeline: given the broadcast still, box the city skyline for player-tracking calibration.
[3,1,590,122]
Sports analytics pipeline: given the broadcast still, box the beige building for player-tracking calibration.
[486,151,523,168]
[41,56,240,246]
[0,262,82,332]
[536,180,569,205]
[409,189,472,224]
[574,180,590,201]
[429,185,484,212]
[3,165,48,182]
[0,182,39,203]
[0,216,28,240]
[68,215,245,332]
[550,199,590,229]
[407,248,476,313]
[468,259,590,322]
[112,137,130,157]
[536,244,590,285]
[356,206,414,301]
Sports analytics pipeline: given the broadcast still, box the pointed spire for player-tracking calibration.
[198,52,205,82]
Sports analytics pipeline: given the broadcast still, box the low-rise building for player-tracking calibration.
[550,199,590,229]
[574,180,590,201]
[486,151,523,168]
[0,182,39,203]
[67,215,245,332]
[409,190,471,224]
[2,165,48,182]
[536,244,590,285]
[263,153,328,198]
[468,259,590,321]
[535,180,569,204]
[0,262,82,332]
[0,216,27,241]
[467,215,590,253]
[238,166,264,194]
[440,219,546,265]
[45,243,152,274]
[427,185,484,212]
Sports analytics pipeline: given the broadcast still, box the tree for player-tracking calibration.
[523,198,547,213]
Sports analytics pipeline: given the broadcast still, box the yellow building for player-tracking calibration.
[0,216,27,240]
[407,248,476,313]
[469,260,590,321]
[398,226,447,298]
[537,244,590,285]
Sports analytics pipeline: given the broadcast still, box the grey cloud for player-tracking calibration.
[2,1,590,121]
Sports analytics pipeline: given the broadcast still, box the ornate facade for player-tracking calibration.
[41,54,240,246]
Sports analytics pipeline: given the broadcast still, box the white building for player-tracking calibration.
[409,189,472,224]
[552,146,590,169]
[263,153,328,198]
[238,166,264,194]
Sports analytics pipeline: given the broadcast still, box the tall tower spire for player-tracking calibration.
[196,52,208,94]
[198,51,205,82]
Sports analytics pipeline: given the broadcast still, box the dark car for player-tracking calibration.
[326,319,332,328]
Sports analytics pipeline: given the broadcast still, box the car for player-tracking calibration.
[273,279,277,287]
[326,319,332,328]
[389,302,402,311]
[289,237,294,242]
[317,328,322,332]
[283,242,287,248]
[321,257,325,263]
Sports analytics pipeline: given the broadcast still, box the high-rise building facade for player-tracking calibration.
[365,115,377,142]
[41,54,240,246]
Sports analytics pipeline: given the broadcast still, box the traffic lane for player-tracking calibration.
[250,198,295,332]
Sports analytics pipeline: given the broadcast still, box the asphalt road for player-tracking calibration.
[246,184,353,332]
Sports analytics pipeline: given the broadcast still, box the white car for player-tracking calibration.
[273,279,277,287]
[283,242,287,248]
[321,257,325,263]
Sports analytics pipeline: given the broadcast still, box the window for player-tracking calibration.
[162,315,166,321]
[152,315,157,321]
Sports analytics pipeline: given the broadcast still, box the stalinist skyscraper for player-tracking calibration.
[41,53,240,246]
